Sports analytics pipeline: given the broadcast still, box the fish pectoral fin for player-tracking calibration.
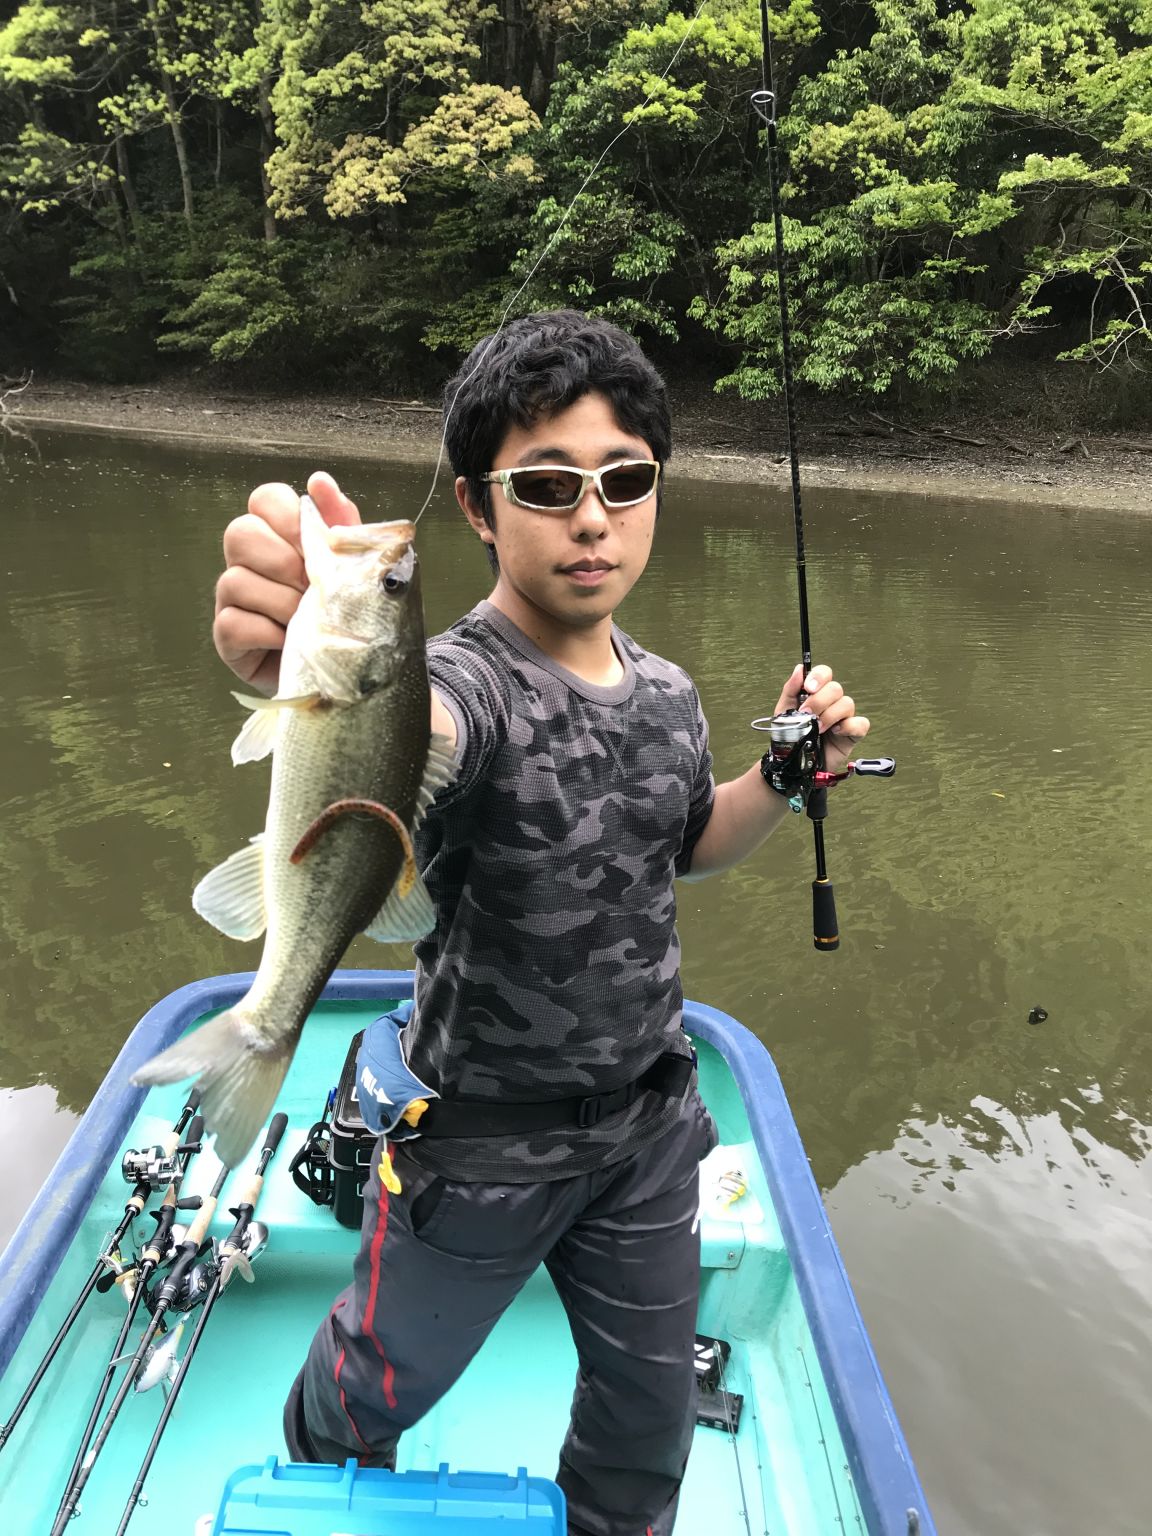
[231,691,325,763]
[232,691,323,711]
[231,704,282,764]
[192,835,267,940]
[361,737,456,944]
[364,866,435,943]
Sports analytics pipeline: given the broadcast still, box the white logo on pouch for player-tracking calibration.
[359,1064,395,1106]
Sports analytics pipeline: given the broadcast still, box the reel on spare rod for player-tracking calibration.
[120,1145,179,1189]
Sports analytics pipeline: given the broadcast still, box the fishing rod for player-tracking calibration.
[49,1155,227,1536]
[114,1113,287,1535]
[0,1089,202,1454]
[749,0,895,951]
[47,1112,206,1518]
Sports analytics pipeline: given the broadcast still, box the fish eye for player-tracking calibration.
[382,546,415,594]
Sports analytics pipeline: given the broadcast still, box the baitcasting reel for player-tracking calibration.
[754,708,895,813]
[121,1121,205,1191]
[120,1145,180,1189]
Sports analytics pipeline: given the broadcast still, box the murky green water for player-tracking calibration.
[3,426,1151,1534]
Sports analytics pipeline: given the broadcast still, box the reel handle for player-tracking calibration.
[850,756,896,778]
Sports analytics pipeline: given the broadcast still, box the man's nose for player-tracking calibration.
[569,483,609,536]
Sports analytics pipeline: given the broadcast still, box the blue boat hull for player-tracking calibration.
[0,972,934,1534]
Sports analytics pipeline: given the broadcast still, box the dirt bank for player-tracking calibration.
[6,376,1151,511]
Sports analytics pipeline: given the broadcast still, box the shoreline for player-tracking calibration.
[7,379,1151,512]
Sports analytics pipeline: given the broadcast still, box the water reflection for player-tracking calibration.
[828,1107,1152,1536]
[2,424,1152,1531]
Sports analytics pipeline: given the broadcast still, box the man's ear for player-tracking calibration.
[455,476,495,543]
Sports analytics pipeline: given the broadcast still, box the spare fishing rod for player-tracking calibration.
[49,1152,226,1536]
[0,1090,202,1454]
[46,1111,206,1520]
[114,1113,287,1536]
[749,0,895,951]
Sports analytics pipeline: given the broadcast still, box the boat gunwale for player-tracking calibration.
[0,971,934,1535]
[687,999,934,1536]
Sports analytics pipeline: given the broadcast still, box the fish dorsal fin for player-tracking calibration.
[363,735,456,943]
[192,835,267,940]
[415,732,458,820]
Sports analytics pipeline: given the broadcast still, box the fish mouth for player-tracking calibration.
[328,520,416,563]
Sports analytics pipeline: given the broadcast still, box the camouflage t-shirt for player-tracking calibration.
[403,599,715,1183]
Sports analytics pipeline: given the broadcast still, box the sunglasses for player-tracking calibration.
[481,459,661,512]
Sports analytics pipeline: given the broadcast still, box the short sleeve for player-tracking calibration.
[674,686,715,877]
[428,638,509,805]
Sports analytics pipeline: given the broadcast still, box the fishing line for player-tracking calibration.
[413,0,711,524]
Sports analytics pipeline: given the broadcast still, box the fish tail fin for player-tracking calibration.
[132,1010,292,1168]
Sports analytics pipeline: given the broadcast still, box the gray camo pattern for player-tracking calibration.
[404,601,715,1181]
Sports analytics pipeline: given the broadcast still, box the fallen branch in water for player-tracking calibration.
[1,370,33,413]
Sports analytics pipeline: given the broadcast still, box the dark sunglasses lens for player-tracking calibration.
[601,464,657,504]
[508,468,585,508]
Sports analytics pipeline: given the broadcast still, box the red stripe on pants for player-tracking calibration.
[362,1143,398,1409]
[331,1300,370,1451]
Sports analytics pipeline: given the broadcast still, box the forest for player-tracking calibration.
[0,0,1149,404]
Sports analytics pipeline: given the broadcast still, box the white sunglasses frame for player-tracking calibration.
[481,459,661,512]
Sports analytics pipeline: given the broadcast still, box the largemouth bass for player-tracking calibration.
[133,498,455,1166]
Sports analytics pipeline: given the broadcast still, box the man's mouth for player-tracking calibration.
[559,559,616,587]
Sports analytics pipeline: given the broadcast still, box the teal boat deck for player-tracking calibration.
[0,995,870,1533]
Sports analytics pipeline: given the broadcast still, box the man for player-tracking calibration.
[213,311,869,1535]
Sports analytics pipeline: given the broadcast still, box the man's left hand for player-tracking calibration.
[774,663,870,777]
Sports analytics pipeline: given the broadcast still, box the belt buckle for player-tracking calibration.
[576,1094,605,1129]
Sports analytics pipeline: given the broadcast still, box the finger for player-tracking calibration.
[826,713,870,744]
[244,481,304,545]
[805,679,845,719]
[222,514,307,591]
[215,565,305,628]
[307,470,362,527]
[803,665,834,695]
[774,663,806,714]
[817,698,859,736]
[213,606,287,682]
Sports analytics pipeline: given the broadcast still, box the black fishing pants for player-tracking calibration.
[283,1090,716,1536]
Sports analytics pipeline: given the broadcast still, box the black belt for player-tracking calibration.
[414,1052,694,1139]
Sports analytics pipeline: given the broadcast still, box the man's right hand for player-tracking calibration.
[214,471,362,695]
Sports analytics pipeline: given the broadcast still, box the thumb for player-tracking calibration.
[774,662,806,715]
[306,470,362,527]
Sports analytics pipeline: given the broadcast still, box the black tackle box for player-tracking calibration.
[290,1028,380,1228]
[328,1028,379,1226]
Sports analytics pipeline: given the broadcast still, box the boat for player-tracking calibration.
[0,971,935,1534]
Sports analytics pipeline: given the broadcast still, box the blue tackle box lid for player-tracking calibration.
[210,1457,566,1535]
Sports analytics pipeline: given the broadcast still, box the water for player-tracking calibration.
[2,426,1151,1534]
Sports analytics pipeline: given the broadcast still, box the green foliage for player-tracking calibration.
[1,0,1149,391]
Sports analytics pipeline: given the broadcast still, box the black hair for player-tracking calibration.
[443,310,671,550]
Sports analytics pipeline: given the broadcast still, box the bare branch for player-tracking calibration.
[0,371,33,414]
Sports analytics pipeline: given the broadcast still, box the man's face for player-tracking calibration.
[458,391,659,632]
